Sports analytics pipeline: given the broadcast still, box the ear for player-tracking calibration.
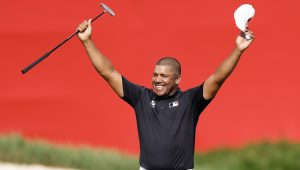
[175,75,181,85]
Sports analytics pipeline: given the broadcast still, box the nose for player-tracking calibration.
[154,75,163,83]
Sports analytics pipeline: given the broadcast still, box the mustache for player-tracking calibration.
[153,82,165,85]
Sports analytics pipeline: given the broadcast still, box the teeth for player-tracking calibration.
[155,85,164,91]
[154,83,165,91]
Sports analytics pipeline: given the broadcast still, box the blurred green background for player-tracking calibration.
[1,134,300,170]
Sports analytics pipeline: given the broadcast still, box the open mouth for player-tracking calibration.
[154,84,165,91]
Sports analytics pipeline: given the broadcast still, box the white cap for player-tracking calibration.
[234,4,255,32]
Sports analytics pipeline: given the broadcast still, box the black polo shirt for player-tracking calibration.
[121,76,212,170]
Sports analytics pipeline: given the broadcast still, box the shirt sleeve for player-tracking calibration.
[187,83,213,118]
[121,76,143,108]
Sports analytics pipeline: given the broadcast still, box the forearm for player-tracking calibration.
[203,31,254,99]
[82,38,116,79]
[213,47,243,84]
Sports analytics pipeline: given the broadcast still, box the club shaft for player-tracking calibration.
[21,11,106,74]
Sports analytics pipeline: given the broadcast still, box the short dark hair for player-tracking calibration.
[156,57,181,77]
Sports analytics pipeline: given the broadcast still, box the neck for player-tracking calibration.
[156,87,180,99]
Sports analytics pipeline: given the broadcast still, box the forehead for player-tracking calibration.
[154,65,175,74]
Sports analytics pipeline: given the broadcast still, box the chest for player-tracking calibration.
[137,95,196,136]
[135,92,196,125]
[147,96,193,123]
[150,99,180,114]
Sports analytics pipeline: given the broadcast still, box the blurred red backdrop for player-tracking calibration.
[1,0,300,154]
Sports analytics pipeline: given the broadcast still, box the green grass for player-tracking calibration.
[0,134,138,170]
[1,134,300,170]
[195,141,300,170]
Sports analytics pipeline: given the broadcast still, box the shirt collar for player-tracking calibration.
[154,88,181,100]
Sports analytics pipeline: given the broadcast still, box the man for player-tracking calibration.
[77,19,254,170]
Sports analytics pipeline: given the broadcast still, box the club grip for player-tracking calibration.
[21,52,51,74]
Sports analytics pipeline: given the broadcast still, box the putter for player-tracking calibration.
[21,3,115,74]
[234,4,255,40]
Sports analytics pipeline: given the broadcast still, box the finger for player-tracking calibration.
[239,31,247,39]
[248,36,254,42]
[245,33,255,41]
[248,32,254,37]
[245,26,250,32]
[77,25,84,32]
[246,31,254,38]
[82,21,87,28]
[78,24,85,31]
[78,24,86,32]
[88,18,92,26]
[245,34,252,40]
[249,33,255,40]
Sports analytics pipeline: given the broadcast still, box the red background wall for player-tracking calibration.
[1,0,300,154]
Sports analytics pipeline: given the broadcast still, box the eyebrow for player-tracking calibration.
[153,73,169,77]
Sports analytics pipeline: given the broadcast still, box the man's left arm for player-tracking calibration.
[203,30,255,100]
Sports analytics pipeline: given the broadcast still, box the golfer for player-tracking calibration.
[77,19,254,170]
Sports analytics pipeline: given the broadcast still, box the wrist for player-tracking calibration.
[234,46,244,54]
[82,38,93,46]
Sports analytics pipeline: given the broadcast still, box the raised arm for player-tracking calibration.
[77,19,123,97]
[203,31,255,100]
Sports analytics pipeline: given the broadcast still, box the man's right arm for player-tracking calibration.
[77,19,123,97]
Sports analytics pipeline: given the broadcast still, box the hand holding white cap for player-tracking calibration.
[234,4,255,40]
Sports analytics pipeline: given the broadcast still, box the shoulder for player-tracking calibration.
[183,83,213,102]
[122,76,153,95]
[183,83,204,95]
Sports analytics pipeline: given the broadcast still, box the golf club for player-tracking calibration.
[21,3,115,74]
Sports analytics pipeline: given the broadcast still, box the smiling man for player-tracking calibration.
[152,58,181,96]
[77,19,254,170]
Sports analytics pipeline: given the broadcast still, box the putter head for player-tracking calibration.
[101,3,116,16]
[234,4,255,32]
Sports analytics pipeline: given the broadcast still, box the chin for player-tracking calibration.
[154,90,166,96]
[157,93,165,96]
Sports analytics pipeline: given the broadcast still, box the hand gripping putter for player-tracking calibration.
[21,3,115,74]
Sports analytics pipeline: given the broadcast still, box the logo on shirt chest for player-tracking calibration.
[169,101,179,108]
[150,100,156,108]
[150,100,179,109]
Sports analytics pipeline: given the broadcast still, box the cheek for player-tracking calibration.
[152,77,155,82]
[165,78,173,84]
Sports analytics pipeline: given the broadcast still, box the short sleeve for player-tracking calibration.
[186,83,213,118]
[121,76,143,107]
